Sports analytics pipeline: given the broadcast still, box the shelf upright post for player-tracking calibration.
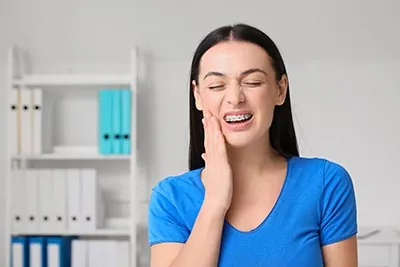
[130,46,138,267]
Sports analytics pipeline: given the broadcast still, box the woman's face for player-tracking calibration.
[193,41,288,148]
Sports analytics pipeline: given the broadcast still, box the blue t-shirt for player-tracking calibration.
[148,156,358,266]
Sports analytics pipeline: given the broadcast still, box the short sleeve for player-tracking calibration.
[320,161,358,246]
[148,184,190,246]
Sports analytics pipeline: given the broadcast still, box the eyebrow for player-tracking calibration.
[203,68,267,80]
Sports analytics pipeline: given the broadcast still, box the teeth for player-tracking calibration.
[224,114,252,122]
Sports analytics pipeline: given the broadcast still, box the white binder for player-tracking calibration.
[67,169,82,232]
[39,169,54,233]
[11,241,24,267]
[11,237,28,267]
[116,240,130,267]
[32,88,43,155]
[88,240,115,267]
[81,169,104,231]
[29,238,45,267]
[20,88,31,155]
[47,242,60,267]
[71,239,87,267]
[25,169,39,233]
[52,169,67,232]
[8,88,20,155]
[11,169,26,233]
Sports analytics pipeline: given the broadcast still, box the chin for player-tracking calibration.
[223,132,256,148]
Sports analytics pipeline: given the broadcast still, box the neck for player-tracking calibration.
[226,136,283,183]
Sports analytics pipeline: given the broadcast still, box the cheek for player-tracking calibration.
[199,92,223,112]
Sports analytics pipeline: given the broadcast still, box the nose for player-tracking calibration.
[225,84,245,106]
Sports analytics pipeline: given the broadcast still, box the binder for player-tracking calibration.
[52,169,68,232]
[120,89,131,155]
[25,169,39,233]
[11,236,29,267]
[11,169,26,234]
[32,88,43,155]
[88,240,115,267]
[20,88,31,155]
[116,240,130,267]
[29,237,47,267]
[81,169,104,231]
[71,239,87,267]
[112,89,122,154]
[38,169,54,233]
[67,169,82,232]
[99,89,113,154]
[8,88,20,155]
[46,237,73,267]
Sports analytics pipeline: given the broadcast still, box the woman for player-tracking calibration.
[148,23,358,266]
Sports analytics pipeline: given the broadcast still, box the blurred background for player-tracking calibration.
[1,0,399,266]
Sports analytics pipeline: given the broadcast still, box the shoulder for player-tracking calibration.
[291,156,353,187]
[292,157,358,244]
[150,168,204,206]
[148,169,204,245]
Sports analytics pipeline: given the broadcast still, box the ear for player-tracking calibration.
[276,74,288,106]
[192,80,203,111]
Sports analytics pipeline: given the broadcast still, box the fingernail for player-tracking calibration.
[201,118,204,124]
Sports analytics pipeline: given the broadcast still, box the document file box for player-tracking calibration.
[25,169,39,233]
[99,89,113,154]
[52,169,68,232]
[71,239,87,267]
[121,89,131,155]
[20,88,31,155]
[38,169,54,233]
[9,88,20,155]
[88,240,116,267]
[32,88,43,155]
[29,237,47,267]
[112,89,122,154]
[11,236,29,267]
[67,169,82,232]
[116,240,130,267]
[46,237,73,267]
[11,169,26,233]
[81,169,104,231]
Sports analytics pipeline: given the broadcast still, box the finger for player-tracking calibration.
[210,116,227,157]
[203,111,212,151]
[203,114,208,151]
[201,153,207,162]
[208,115,220,162]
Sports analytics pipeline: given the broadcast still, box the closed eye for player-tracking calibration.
[208,85,225,90]
[243,82,262,87]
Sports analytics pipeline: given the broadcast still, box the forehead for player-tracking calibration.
[199,41,272,76]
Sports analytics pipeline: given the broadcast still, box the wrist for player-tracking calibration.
[202,197,229,218]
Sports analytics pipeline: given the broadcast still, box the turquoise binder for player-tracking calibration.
[121,89,131,154]
[112,90,122,154]
[99,89,113,154]
[46,237,73,267]
[11,236,29,267]
[28,237,47,267]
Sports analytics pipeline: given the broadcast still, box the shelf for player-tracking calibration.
[12,74,131,87]
[12,153,131,160]
[12,228,130,237]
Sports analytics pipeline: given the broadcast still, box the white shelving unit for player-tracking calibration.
[5,46,139,266]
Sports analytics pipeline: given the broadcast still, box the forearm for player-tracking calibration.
[170,199,226,267]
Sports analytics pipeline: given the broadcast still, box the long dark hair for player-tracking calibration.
[189,23,299,170]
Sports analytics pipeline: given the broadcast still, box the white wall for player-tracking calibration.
[1,0,400,265]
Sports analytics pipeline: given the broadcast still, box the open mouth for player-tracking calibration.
[224,113,253,124]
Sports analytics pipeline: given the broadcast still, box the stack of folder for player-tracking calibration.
[99,88,131,155]
[11,236,130,267]
[10,168,105,235]
[9,88,52,156]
